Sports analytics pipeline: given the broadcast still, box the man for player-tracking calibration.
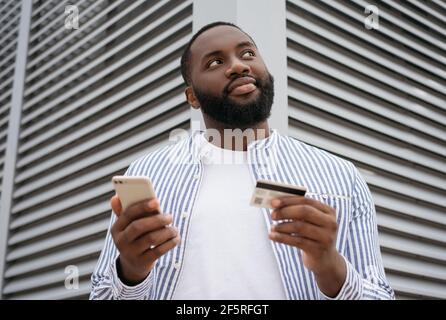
[90,22,394,300]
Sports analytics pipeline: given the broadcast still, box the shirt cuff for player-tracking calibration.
[110,257,153,299]
[318,255,363,300]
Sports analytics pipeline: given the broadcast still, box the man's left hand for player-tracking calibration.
[269,196,347,297]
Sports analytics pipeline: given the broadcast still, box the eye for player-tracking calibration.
[242,50,255,58]
[207,59,222,68]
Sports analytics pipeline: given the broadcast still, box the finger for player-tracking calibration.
[124,213,173,243]
[114,198,160,232]
[272,221,333,244]
[272,204,332,227]
[111,194,122,216]
[269,231,319,252]
[272,196,333,215]
[133,226,178,254]
[142,234,181,261]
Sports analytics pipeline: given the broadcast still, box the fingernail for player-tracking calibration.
[269,231,278,239]
[271,210,277,220]
[271,199,280,208]
[148,200,157,209]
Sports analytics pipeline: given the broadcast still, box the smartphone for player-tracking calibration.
[112,176,158,211]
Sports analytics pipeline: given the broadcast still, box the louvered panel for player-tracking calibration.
[287,0,446,299]
[2,0,192,300]
[387,273,446,300]
[3,260,97,296]
[0,0,19,203]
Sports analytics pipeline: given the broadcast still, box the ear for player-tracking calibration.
[185,86,200,109]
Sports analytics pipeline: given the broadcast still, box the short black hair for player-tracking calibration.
[180,21,256,86]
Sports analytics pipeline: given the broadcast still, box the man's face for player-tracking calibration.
[188,26,274,129]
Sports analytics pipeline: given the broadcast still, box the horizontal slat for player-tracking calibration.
[387,272,446,299]
[8,202,110,245]
[381,0,446,37]
[21,39,188,144]
[0,0,20,27]
[17,72,184,180]
[11,116,188,220]
[354,0,446,49]
[320,0,446,67]
[31,0,58,19]
[288,103,446,187]
[4,238,104,278]
[14,86,184,196]
[24,0,191,115]
[27,0,135,71]
[18,76,183,169]
[382,252,446,282]
[25,0,171,94]
[287,0,446,81]
[22,19,190,138]
[6,218,109,262]
[14,105,183,210]
[288,123,446,207]
[0,60,16,82]
[29,0,78,43]
[0,10,19,39]
[373,191,446,227]
[431,0,446,11]
[12,110,188,215]
[0,102,10,117]
[9,278,92,300]
[287,46,446,126]
[0,0,15,14]
[288,64,446,145]
[287,24,446,109]
[407,0,446,23]
[3,260,96,296]
[380,232,446,264]
[377,210,446,246]
[288,81,446,164]
[30,0,69,32]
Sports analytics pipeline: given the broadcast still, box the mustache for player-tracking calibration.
[223,75,258,96]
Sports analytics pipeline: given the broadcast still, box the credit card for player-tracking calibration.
[250,179,307,209]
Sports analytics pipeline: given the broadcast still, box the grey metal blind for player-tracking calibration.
[287,0,446,299]
[2,0,192,299]
[0,0,21,201]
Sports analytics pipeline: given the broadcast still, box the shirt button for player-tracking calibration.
[193,174,200,180]
[181,212,188,219]
[174,262,181,269]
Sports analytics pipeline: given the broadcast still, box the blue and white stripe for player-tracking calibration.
[90,129,395,300]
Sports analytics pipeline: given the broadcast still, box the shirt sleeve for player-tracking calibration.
[89,162,155,300]
[89,211,154,300]
[318,167,395,300]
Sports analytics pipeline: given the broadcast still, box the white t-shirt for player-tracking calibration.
[172,134,286,300]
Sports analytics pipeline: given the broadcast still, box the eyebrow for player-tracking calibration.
[201,41,256,64]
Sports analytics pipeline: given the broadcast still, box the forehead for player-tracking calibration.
[190,26,254,62]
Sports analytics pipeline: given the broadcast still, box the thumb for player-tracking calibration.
[110,194,123,216]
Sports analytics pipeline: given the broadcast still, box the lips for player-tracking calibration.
[227,76,257,94]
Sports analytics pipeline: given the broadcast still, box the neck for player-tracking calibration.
[203,116,270,151]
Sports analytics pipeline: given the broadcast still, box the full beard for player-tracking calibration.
[193,72,274,129]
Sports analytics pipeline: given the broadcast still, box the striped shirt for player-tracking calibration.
[90,129,395,300]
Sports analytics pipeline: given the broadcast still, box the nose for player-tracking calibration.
[225,58,251,78]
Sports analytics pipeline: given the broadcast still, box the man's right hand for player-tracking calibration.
[110,195,180,285]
